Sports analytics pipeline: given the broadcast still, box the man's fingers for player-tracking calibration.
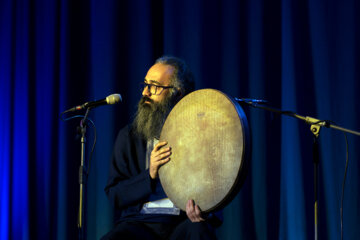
[186,200,193,222]
[159,151,171,159]
[186,200,191,215]
[158,157,170,166]
[186,199,196,222]
[155,157,170,165]
[152,147,171,158]
[149,157,170,179]
[186,199,204,222]
[152,152,171,162]
[154,141,168,151]
[195,205,205,221]
[186,199,193,213]
[152,157,170,168]
[151,142,171,159]
[149,142,171,180]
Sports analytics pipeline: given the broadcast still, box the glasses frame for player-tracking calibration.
[141,82,175,95]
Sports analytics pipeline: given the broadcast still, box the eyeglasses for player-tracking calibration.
[141,82,174,95]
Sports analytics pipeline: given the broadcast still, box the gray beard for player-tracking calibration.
[133,94,175,140]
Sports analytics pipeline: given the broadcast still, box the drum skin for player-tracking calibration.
[159,89,250,213]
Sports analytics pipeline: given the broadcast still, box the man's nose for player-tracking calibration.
[142,85,151,97]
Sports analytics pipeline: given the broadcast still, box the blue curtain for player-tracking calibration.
[1,0,359,239]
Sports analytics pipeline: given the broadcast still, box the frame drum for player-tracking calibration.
[159,89,250,213]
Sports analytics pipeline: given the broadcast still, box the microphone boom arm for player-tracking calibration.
[235,100,360,136]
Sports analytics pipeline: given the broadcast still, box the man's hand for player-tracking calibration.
[149,141,171,179]
[186,199,205,222]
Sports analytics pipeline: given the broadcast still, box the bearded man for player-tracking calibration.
[101,56,221,240]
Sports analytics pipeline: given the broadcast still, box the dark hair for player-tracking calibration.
[155,56,195,96]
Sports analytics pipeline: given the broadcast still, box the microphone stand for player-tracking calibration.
[234,98,360,240]
[61,94,121,240]
[77,108,91,240]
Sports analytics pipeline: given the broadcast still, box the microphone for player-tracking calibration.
[63,93,122,113]
[234,97,267,104]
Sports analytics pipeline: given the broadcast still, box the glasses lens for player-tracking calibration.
[141,83,157,94]
[150,85,157,94]
[141,83,167,95]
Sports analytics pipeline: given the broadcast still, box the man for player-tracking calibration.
[101,56,221,240]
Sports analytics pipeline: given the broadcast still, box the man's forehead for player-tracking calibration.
[145,63,174,85]
[145,79,162,85]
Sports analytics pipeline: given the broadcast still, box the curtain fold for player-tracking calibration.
[0,0,359,239]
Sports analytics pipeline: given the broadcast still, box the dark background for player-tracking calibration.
[1,0,359,239]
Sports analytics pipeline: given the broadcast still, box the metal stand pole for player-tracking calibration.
[78,109,90,240]
[311,124,320,240]
[234,98,360,239]
[78,129,86,240]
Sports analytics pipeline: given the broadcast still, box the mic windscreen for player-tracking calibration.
[106,94,122,105]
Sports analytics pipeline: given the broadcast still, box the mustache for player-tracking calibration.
[140,96,154,104]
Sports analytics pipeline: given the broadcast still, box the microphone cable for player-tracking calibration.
[60,113,97,178]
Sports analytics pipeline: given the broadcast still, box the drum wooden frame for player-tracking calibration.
[159,89,250,213]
